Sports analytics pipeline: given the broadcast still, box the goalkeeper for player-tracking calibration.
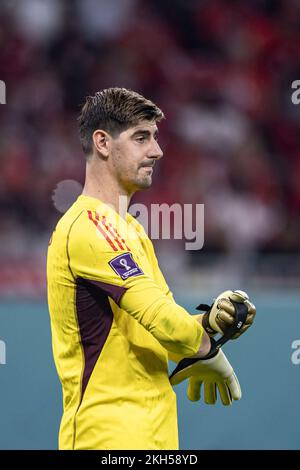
[47,88,256,450]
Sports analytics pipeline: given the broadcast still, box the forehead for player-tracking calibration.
[127,120,159,134]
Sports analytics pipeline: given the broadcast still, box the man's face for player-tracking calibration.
[108,120,163,194]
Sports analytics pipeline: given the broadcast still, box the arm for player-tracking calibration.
[168,314,210,362]
[68,211,207,358]
[147,255,211,361]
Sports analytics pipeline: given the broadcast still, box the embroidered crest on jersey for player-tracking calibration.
[109,253,143,280]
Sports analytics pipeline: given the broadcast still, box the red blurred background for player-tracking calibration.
[0,0,299,297]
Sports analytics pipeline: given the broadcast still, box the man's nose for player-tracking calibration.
[149,139,163,160]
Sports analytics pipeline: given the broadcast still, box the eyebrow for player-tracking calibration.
[131,129,159,138]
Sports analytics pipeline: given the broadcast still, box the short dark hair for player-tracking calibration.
[78,88,165,156]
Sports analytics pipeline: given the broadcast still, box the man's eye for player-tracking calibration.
[136,137,145,143]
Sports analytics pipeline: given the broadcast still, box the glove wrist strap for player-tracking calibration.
[202,311,217,336]
[196,303,218,337]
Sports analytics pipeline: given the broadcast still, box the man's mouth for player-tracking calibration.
[140,162,155,169]
[141,166,153,174]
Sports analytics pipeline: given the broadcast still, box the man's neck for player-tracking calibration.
[82,166,131,219]
[82,186,130,219]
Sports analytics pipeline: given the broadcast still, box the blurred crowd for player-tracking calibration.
[0,0,300,291]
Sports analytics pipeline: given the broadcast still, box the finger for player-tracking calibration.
[244,300,256,316]
[217,382,232,406]
[219,299,256,322]
[241,323,252,332]
[217,309,235,325]
[187,377,203,402]
[219,313,254,337]
[226,373,242,400]
[218,299,235,315]
[231,290,249,302]
[204,382,217,405]
[244,314,255,326]
[245,309,256,321]
[232,324,251,338]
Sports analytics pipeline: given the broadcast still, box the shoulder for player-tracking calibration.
[69,208,132,255]
[127,213,149,240]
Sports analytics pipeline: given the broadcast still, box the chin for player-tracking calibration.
[133,178,152,192]
[140,176,153,189]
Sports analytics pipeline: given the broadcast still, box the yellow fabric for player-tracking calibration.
[47,195,203,450]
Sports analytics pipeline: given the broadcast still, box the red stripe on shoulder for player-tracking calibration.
[87,210,118,251]
[100,216,127,251]
[112,225,131,252]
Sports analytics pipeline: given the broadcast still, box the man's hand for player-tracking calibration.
[169,349,241,405]
[200,290,256,339]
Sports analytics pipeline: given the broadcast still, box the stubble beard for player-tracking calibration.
[135,171,153,191]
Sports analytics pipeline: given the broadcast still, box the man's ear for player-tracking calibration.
[92,129,111,158]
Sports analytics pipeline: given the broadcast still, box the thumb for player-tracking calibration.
[226,372,242,401]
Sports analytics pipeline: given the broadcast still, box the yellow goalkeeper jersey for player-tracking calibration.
[47,195,203,450]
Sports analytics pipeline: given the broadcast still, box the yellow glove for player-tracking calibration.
[170,349,241,405]
[200,290,256,339]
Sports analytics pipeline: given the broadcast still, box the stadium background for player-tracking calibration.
[0,0,299,449]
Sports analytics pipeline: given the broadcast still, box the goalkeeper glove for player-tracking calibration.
[200,289,256,340]
[170,349,241,405]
